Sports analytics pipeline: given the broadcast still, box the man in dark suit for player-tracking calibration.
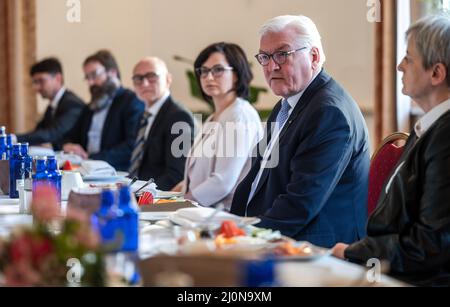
[17,58,85,150]
[63,50,144,171]
[129,57,195,191]
[333,15,450,287]
[230,15,370,248]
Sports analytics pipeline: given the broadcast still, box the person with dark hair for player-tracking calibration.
[172,42,263,210]
[63,50,144,171]
[128,57,195,190]
[16,58,85,150]
[333,14,450,287]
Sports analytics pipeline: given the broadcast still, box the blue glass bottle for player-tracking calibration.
[0,126,5,136]
[6,134,13,160]
[97,190,118,246]
[20,143,33,179]
[9,144,24,198]
[32,157,50,198]
[0,135,7,160]
[117,186,139,252]
[241,258,279,287]
[46,156,62,205]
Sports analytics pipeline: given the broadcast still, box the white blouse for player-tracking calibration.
[184,98,263,210]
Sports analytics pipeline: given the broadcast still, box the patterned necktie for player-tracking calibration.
[276,99,291,129]
[129,111,152,178]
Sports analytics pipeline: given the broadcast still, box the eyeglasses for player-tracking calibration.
[195,65,234,79]
[84,67,106,81]
[255,47,308,66]
[132,72,160,85]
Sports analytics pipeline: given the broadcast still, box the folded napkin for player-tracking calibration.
[56,152,83,167]
[29,146,55,157]
[78,160,117,177]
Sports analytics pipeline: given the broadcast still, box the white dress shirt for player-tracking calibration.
[414,98,450,138]
[246,91,303,205]
[87,99,113,155]
[49,87,66,116]
[144,92,170,140]
[184,98,263,210]
[385,98,450,194]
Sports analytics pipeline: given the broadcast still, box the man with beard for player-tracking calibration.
[16,58,85,150]
[63,50,144,171]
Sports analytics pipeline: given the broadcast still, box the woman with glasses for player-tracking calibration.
[172,42,263,211]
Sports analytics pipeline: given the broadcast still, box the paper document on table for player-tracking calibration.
[78,160,117,178]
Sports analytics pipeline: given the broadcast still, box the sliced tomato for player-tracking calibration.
[219,220,245,238]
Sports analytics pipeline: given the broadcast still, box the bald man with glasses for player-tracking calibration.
[129,57,195,190]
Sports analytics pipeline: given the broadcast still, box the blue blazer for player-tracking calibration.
[66,87,145,171]
[230,70,370,248]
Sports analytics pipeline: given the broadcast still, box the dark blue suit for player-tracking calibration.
[230,70,369,248]
[66,87,145,171]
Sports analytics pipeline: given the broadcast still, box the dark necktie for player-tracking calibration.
[43,106,55,125]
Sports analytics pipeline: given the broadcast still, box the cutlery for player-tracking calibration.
[129,176,139,187]
[135,178,155,196]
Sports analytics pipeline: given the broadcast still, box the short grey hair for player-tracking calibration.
[259,15,326,67]
[406,14,450,87]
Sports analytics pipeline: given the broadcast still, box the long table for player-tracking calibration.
[0,196,405,287]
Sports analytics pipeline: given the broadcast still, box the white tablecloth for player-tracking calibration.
[0,198,405,287]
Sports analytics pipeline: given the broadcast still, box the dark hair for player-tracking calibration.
[30,58,63,77]
[83,49,121,80]
[194,42,253,103]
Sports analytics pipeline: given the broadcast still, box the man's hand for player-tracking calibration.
[63,143,89,160]
[332,243,349,260]
[171,181,184,192]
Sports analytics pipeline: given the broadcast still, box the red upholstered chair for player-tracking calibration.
[367,132,409,215]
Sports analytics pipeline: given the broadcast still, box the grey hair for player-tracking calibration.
[406,14,450,87]
[259,15,326,67]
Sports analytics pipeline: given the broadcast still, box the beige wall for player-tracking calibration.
[36,0,374,115]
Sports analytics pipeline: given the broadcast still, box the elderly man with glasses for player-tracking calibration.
[128,57,195,190]
[230,15,370,248]
[63,50,145,171]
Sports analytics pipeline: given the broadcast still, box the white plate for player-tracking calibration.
[169,208,260,229]
[0,198,20,205]
[82,171,129,182]
[139,211,172,221]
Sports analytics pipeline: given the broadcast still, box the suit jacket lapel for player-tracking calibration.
[54,91,68,116]
[250,70,331,202]
[101,88,124,149]
[142,96,172,155]
[148,97,172,138]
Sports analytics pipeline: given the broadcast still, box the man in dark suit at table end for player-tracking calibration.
[17,58,85,150]
[230,15,370,248]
